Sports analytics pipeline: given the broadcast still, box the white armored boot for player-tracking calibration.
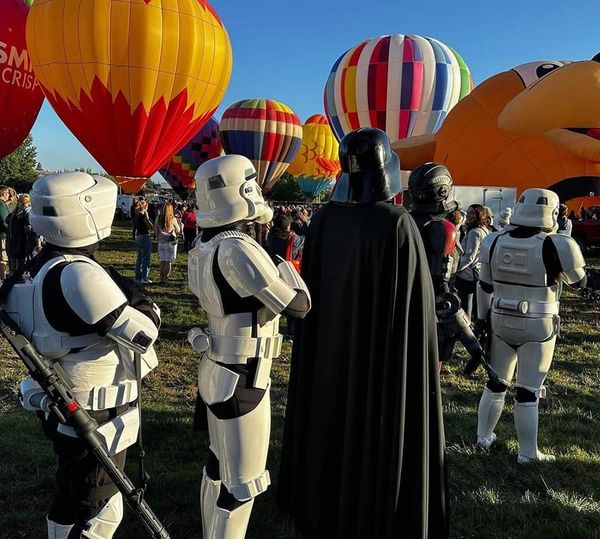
[81,493,124,538]
[47,518,73,539]
[201,467,222,538]
[514,401,555,464]
[207,500,255,539]
[477,387,506,449]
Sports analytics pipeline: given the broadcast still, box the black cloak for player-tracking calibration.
[277,201,448,539]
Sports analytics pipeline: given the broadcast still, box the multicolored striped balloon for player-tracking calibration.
[220,99,303,192]
[159,117,222,200]
[288,115,340,197]
[26,0,232,193]
[324,34,472,144]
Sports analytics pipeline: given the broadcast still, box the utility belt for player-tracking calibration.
[492,298,559,316]
[188,327,283,364]
[57,404,140,457]
[71,380,138,411]
[21,376,140,456]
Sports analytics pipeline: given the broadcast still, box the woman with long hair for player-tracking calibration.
[133,198,154,283]
[154,202,181,284]
[455,204,492,320]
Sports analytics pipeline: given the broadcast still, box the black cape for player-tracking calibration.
[277,202,448,539]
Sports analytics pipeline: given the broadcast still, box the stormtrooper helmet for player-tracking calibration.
[195,155,273,228]
[30,172,117,248]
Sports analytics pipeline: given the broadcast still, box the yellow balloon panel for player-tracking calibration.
[288,115,340,179]
[27,0,232,119]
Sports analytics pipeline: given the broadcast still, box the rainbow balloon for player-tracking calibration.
[324,34,472,144]
[220,99,303,192]
[288,115,340,197]
[26,0,232,193]
[159,117,222,200]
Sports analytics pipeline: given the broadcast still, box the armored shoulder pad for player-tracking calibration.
[217,237,279,297]
[61,262,128,325]
[480,230,504,264]
[425,218,457,256]
[549,233,586,284]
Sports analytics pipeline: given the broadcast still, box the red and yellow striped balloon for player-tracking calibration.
[26,0,232,193]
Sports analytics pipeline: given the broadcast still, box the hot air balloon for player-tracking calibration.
[393,59,600,209]
[324,34,472,145]
[220,99,303,192]
[0,0,44,159]
[26,0,232,193]
[159,117,222,200]
[287,115,340,198]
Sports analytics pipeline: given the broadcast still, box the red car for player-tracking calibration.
[572,207,600,252]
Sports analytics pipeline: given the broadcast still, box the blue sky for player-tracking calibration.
[30,0,600,178]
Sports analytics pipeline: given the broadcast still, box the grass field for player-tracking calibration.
[1,224,599,539]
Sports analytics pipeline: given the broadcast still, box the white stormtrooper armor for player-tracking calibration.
[2,172,160,538]
[188,155,311,539]
[476,188,586,463]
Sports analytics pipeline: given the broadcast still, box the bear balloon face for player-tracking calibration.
[499,58,600,162]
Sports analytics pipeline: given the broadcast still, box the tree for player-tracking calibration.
[266,173,306,202]
[0,135,39,192]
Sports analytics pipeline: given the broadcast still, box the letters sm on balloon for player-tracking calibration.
[0,43,40,91]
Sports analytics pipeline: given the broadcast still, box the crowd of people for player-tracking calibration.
[0,185,42,281]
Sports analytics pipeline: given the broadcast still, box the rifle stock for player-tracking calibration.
[0,309,170,539]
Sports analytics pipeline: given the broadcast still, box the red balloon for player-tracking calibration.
[0,0,44,158]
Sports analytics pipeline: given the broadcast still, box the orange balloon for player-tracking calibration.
[26,0,232,192]
[394,60,600,204]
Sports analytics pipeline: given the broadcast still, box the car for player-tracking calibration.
[572,207,600,253]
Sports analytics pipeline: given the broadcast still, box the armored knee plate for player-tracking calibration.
[47,518,73,539]
[80,493,123,539]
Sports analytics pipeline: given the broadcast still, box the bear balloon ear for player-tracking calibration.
[592,53,600,63]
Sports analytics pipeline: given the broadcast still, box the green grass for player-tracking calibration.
[1,225,599,538]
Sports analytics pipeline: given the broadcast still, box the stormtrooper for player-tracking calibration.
[475,188,586,463]
[187,155,311,538]
[408,163,482,365]
[1,172,161,538]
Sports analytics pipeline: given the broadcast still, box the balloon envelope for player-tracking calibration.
[0,0,44,159]
[324,34,472,144]
[288,115,340,197]
[26,0,232,193]
[220,98,303,192]
[159,117,222,200]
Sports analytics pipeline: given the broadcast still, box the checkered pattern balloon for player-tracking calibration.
[159,117,222,199]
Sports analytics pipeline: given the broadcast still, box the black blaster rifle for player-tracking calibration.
[463,314,500,386]
[0,309,170,539]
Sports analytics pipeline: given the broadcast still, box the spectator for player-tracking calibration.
[291,208,309,236]
[154,202,181,284]
[266,213,304,269]
[147,200,158,222]
[557,203,573,236]
[455,203,491,320]
[133,198,154,283]
[7,194,41,274]
[497,207,512,229]
[0,185,11,280]
[181,204,198,251]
